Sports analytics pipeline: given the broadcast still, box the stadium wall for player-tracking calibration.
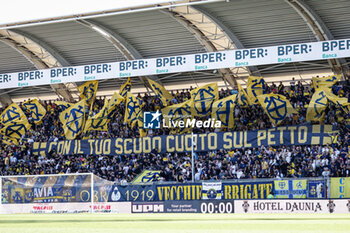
[2,176,350,214]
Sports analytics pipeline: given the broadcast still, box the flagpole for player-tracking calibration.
[191,131,194,183]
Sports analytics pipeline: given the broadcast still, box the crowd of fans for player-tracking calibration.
[0,143,349,182]
[0,77,349,182]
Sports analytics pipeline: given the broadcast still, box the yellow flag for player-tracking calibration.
[139,128,148,137]
[84,99,109,132]
[312,75,341,90]
[119,77,132,98]
[0,103,26,125]
[2,136,19,146]
[323,89,349,107]
[82,133,91,140]
[237,83,252,107]
[306,90,328,122]
[211,94,237,128]
[107,92,124,118]
[124,92,143,128]
[22,99,46,124]
[190,83,218,116]
[148,79,173,106]
[54,101,72,111]
[257,94,297,126]
[78,81,98,105]
[132,170,160,184]
[59,100,86,139]
[0,119,31,141]
[162,99,192,134]
[342,103,350,114]
[247,76,267,104]
[137,112,144,129]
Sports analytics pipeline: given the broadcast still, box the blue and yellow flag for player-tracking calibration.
[22,99,46,124]
[0,103,26,125]
[0,102,31,145]
[132,170,160,184]
[342,103,350,114]
[54,101,72,111]
[306,86,348,122]
[1,136,19,146]
[84,99,109,132]
[258,94,297,126]
[274,180,307,198]
[323,89,349,107]
[312,75,341,90]
[78,81,98,105]
[247,76,267,104]
[107,92,124,119]
[84,93,124,132]
[139,128,148,137]
[190,83,218,116]
[162,99,192,134]
[0,120,31,142]
[59,100,86,140]
[148,79,173,106]
[10,187,25,203]
[211,94,237,128]
[119,77,132,98]
[124,92,143,128]
[237,83,252,107]
[306,90,328,122]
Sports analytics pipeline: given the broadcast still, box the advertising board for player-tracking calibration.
[1,39,349,89]
[234,200,350,214]
[0,202,131,214]
[131,200,234,214]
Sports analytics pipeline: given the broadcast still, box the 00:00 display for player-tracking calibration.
[200,202,233,213]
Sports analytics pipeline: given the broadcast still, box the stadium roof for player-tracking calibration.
[0,0,349,105]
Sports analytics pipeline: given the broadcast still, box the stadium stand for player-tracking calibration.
[1,1,350,222]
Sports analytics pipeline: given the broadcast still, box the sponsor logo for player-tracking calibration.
[143,111,161,129]
[143,111,222,130]
[327,200,336,213]
[89,204,111,211]
[84,76,96,80]
[50,79,61,84]
[162,117,221,129]
[132,203,164,213]
[242,201,249,213]
[32,205,53,211]
[18,83,28,87]
[243,201,323,213]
